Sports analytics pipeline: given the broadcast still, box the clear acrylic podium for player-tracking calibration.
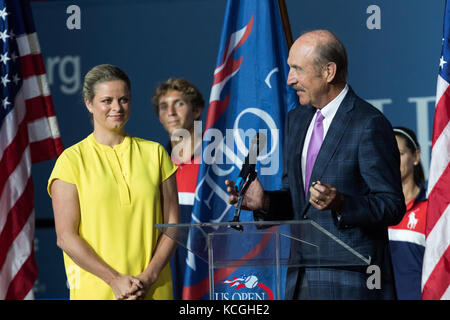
[156,220,371,300]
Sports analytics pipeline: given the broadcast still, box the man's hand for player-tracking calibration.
[225,177,266,212]
[309,181,344,212]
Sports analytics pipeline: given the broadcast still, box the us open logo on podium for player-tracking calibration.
[214,274,274,300]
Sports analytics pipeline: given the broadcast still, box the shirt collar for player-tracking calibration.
[416,185,427,202]
[88,133,130,152]
[319,84,349,119]
[406,185,427,210]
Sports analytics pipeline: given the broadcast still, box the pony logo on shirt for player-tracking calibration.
[407,211,418,230]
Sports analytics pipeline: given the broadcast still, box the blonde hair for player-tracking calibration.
[83,64,131,102]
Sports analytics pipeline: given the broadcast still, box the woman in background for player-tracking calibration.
[48,64,179,300]
[388,126,427,300]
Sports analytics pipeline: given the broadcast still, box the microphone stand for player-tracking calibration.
[229,169,257,232]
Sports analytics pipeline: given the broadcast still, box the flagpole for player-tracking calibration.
[278,0,293,48]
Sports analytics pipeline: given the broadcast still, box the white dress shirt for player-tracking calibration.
[301,84,349,187]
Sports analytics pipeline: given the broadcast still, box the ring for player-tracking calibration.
[315,199,319,204]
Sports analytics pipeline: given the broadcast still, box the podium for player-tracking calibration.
[156,220,371,300]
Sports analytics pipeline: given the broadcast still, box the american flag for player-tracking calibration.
[0,0,63,299]
[421,0,450,300]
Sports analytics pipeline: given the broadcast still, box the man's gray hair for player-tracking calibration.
[303,30,348,83]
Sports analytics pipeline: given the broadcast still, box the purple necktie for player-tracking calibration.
[304,110,324,195]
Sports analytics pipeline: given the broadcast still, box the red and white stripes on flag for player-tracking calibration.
[421,3,450,297]
[421,73,450,299]
[0,0,63,300]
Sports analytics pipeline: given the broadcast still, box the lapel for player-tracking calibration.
[309,87,356,185]
[292,105,315,197]
[294,105,316,157]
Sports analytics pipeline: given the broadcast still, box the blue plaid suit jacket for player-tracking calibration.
[258,87,405,299]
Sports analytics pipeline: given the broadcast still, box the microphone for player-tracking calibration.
[234,133,267,192]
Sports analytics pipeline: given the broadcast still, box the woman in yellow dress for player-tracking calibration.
[48,64,179,300]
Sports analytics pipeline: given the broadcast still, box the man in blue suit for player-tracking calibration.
[226,30,405,299]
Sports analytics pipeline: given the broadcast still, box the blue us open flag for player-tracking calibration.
[182,0,298,300]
